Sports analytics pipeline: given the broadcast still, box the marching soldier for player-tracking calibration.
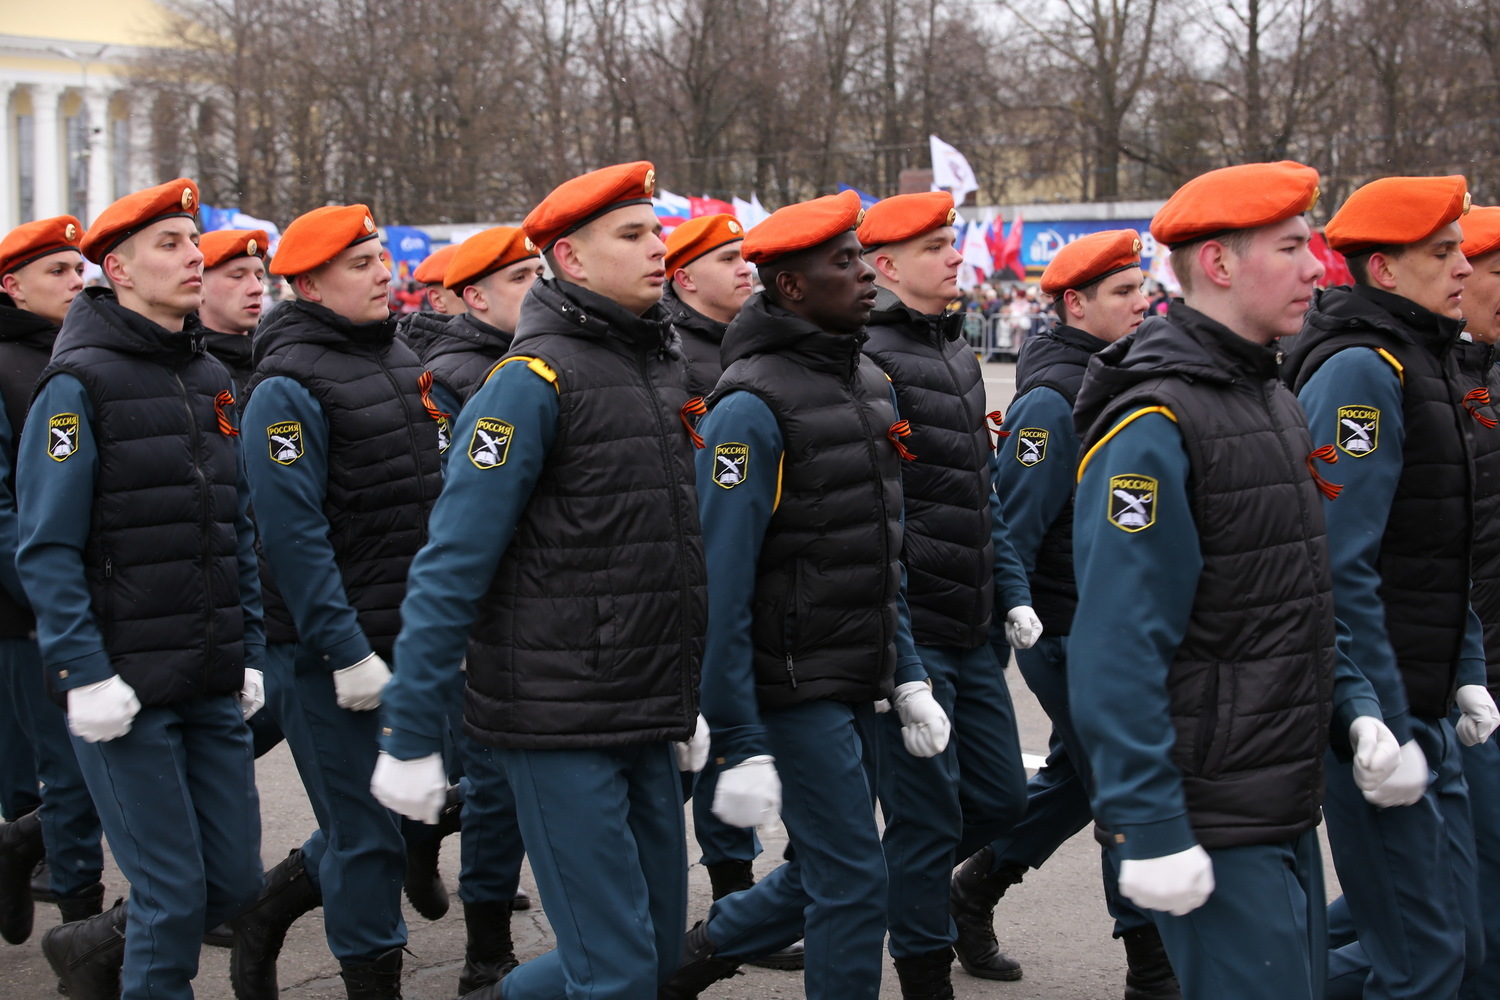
[198,229,269,394]
[1285,176,1498,1000]
[854,191,1039,998]
[371,161,709,1000]
[965,230,1178,998]
[663,213,753,400]
[1070,162,1399,999]
[236,203,445,1000]
[19,179,266,1000]
[0,217,107,947]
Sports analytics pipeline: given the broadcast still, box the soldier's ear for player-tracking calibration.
[774,268,805,303]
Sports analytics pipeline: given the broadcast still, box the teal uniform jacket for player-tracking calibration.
[994,385,1076,586]
[1070,410,1381,861]
[695,389,928,769]
[1297,348,1487,744]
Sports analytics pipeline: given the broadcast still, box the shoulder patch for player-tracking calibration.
[712,442,749,488]
[267,421,303,465]
[1107,474,1157,532]
[469,417,514,469]
[47,414,79,462]
[1336,405,1379,457]
[1015,427,1048,466]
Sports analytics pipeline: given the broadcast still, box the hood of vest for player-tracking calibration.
[411,312,514,365]
[53,287,206,366]
[867,286,965,347]
[720,292,867,381]
[1456,337,1499,376]
[513,278,677,358]
[1014,323,1110,400]
[662,284,728,344]
[1075,301,1278,438]
[0,299,60,353]
[203,328,253,376]
[1297,284,1466,364]
[252,299,399,366]
[398,311,457,358]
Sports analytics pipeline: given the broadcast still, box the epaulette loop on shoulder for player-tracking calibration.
[1373,347,1405,386]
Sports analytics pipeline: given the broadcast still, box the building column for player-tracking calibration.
[29,84,62,220]
[84,88,110,224]
[0,82,14,234]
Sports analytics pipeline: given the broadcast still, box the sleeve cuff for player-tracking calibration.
[996,587,1032,615]
[52,650,115,692]
[1111,814,1199,861]
[1330,695,1385,756]
[1382,708,1414,746]
[320,632,373,672]
[709,724,769,769]
[893,658,928,687]
[1458,657,1488,690]
[380,724,445,761]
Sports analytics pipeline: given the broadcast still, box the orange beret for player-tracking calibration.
[200,229,268,270]
[269,204,380,277]
[1325,176,1471,255]
[522,161,657,253]
[665,215,746,273]
[444,227,538,290]
[1461,206,1500,261]
[413,243,461,285]
[742,190,865,266]
[1040,230,1144,295]
[1151,162,1320,248]
[0,215,83,276]
[856,191,957,248]
[81,178,199,263]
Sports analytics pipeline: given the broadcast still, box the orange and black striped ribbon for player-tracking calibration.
[888,419,917,461]
[986,409,1011,450]
[214,391,239,437]
[680,397,708,449]
[1464,387,1498,428]
[1306,444,1342,501]
[417,371,451,424]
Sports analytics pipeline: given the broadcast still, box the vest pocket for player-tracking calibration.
[594,593,618,680]
[1193,663,1233,776]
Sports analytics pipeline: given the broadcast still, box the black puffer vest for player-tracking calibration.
[1076,304,1335,849]
[463,279,706,749]
[0,298,58,637]
[1284,284,1472,719]
[407,312,513,406]
[1009,323,1111,636]
[203,330,254,398]
[712,293,905,709]
[862,288,993,647]
[661,284,728,399]
[247,300,443,657]
[1453,339,1500,699]
[38,289,249,706]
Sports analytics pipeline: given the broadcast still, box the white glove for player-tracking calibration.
[370,751,448,824]
[873,699,892,713]
[1456,685,1500,746]
[1349,716,1401,792]
[892,680,952,758]
[1364,739,1429,809]
[1118,845,1215,916]
[674,714,710,773]
[1005,605,1043,649]
[333,652,391,711]
[712,755,781,828]
[66,675,141,743]
[239,668,265,720]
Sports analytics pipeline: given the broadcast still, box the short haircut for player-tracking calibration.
[1344,245,1404,287]
[1167,228,1256,295]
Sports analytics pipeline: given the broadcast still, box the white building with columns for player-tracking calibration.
[1,0,173,234]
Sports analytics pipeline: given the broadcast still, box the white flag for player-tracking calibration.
[961,218,994,287]
[733,195,772,230]
[930,135,978,202]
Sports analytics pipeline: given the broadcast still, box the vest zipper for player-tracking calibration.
[849,359,897,666]
[173,369,215,688]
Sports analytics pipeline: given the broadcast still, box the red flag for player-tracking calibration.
[998,213,1026,279]
[984,217,1005,265]
[1309,230,1352,287]
[689,197,736,218]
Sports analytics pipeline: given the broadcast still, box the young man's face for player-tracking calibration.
[1,250,85,325]
[469,257,543,333]
[300,241,392,324]
[1384,222,1471,320]
[1463,249,1500,344]
[201,255,266,334]
[676,241,753,324]
[109,220,205,328]
[1070,266,1148,343]
[1224,216,1325,343]
[879,226,964,312]
[566,204,668,316]
[787,231,878,333]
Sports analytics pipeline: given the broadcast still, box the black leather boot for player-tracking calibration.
[510,887,531,911]
[56,881,106,923]
[229,848,322,1000]
[31,856,57,903]
[949,846,1024,981]
[405,785,461,921]
[1122,925,1182,1000]
[0,808,45,944]
[703,860,753,900]
[40,896,127,1000]
[457,899,518,996]
[341,946,403,999]
[659,920,741,1000]
[893,946,957,1000]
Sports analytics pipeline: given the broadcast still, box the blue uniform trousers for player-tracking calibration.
[990,636,1152,934]
[872,642,1026,958]
[496,742,685,1000]
[70,694,262,1000]
[1459,730,1500,1000]
[264,642,406,964]
[1,637,103,895]
[453,726,526,906]
[1148,829,1326,1000]
[707,700,887,1000]
[1323,715,1480,1000]
[690,759,760,867]
[0,658,39,821]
